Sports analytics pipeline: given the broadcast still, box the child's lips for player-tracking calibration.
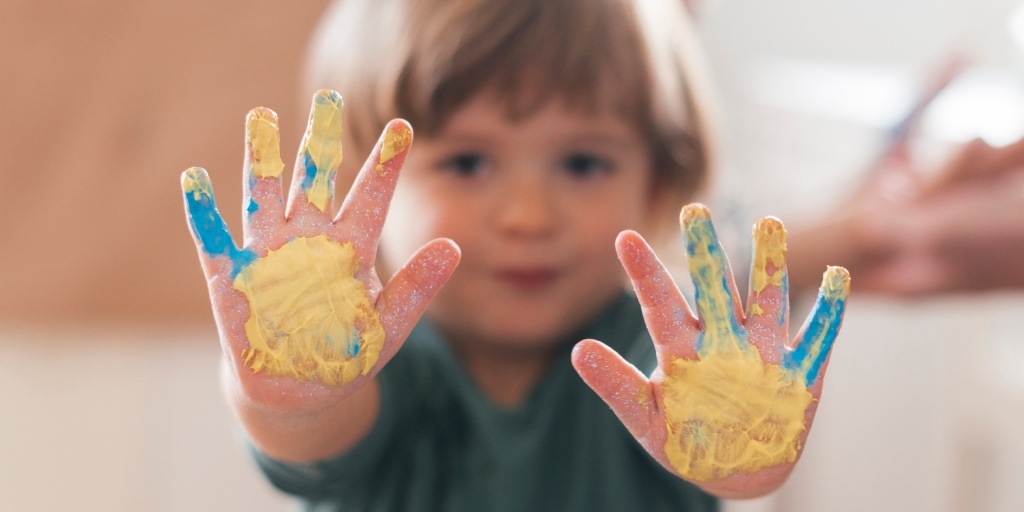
[493,267,561,291]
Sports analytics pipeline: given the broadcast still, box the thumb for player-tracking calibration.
[572,339,656,443]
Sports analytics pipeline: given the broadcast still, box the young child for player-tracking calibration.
[180,0,850,509]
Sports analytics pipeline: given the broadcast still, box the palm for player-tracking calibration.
[572,204,849,498]
[181,90,459,413]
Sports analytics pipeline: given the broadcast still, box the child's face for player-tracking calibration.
[379,94,654,350]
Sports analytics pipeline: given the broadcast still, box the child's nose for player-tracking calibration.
[494,177,558,238]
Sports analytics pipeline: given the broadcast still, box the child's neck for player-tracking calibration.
[448,336,557,409]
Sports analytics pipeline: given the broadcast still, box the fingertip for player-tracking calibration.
[570,339,604,376]
[181,167,211,196]
[679,202,711,226]
[821,266,851,301]
[245,107,285,179]
[615,229,640,245]
[296,89,344,213]
[752,216,786,237]
[384,118,414,140]
[615,230,648,262]
[312,89,345,110]
[376,120,414,177]
[429,238,462,269]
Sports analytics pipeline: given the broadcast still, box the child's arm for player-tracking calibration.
[572,204,848,499]
[181,90,459,463]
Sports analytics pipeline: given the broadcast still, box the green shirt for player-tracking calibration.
[253,293,718,512]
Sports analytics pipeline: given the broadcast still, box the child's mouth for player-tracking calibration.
[494,268,561,291]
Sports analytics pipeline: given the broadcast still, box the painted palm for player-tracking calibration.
[572,204,849,496]
[181,90,458,408]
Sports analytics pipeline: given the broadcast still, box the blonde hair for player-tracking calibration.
[305,0,717,229]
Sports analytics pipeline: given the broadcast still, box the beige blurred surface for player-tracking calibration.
[0,327,294,511]
[0,0,330,326]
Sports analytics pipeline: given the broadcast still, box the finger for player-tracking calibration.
[679,204,746,352]
[334,120,413,260]
[986,136,1024,175]
[783,266,850,388]
[571,339,656,444]
[920,138,991,196]
[615,230,700,360]
[375,239,461,365]
[746,217,789,359]
[287,89,344,219]
[181,167,257,278]
[242,107,286,244]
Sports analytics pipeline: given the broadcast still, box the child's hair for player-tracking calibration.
[305,0,717,230]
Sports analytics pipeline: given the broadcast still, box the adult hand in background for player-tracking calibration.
[787,137,1024,295]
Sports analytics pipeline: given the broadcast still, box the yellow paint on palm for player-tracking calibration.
[661,346,814,482]
[376,123,412,175]
[751,217,787,294]
[663,204,813,482]
[246,107,285,178]
[233,235,384,386]
[299,90,345,212]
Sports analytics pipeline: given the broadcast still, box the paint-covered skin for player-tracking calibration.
[182,91,459,407]
[571,204,849,498]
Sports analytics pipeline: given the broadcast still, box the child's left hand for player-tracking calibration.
[572,204,850,498]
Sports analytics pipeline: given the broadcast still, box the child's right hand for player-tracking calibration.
[181,90,459,416]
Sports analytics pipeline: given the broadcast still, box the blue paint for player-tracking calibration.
[783,291,846,385]
[345,328,361,357]
[247,198,260,215]
[184,175,257,278]
[683,212,749,355]
[300,152,317,191]
[779,273,790,327]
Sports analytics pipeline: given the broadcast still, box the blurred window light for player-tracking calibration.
[747,57,914,128]
[922,70,1024,146]
[747,57,1024,146]
[1009,3,1024,52]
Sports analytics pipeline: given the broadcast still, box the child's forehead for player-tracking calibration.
[426,88,645,139]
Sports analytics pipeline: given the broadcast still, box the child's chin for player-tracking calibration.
[476,306,588,350]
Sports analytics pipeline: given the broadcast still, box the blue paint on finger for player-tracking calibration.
[680,204,748,356]
[182,167,257,278]
[783,267,850,385]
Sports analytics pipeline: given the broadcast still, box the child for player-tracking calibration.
[180,0,850,509]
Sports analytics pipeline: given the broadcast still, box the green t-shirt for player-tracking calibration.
[253,293,718,512]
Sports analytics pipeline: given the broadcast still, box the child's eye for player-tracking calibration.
[562,153,613,178]
[441,152,487,177]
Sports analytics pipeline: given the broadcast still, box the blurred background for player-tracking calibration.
[1,0,1023,510]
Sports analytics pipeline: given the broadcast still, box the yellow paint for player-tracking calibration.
[182,167,212,200]
[300,90,345,212]
[661,346,814,482]
[665,204,813,482]
[822,266,851,301]
[751,217,786,294]
[246,107,285,178]
[234,235,384,386]
[749,303,765,316]
[375,122,412,175]
[680,204,744,353]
